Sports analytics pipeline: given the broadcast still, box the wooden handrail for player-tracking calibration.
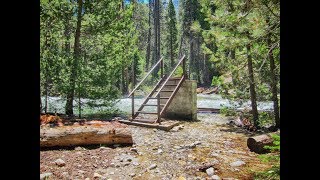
[154,55,186,97]
[128,57,163,97]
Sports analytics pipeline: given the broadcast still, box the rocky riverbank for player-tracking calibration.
[40,114,273,180]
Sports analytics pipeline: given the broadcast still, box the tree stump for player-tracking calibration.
[247,132,279,154]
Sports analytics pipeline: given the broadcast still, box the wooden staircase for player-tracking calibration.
[128,55,186,124]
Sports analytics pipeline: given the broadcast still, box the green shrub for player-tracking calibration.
[211,76,223,87]
[220,106,237,116]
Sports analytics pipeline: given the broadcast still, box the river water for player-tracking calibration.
[41,94,273,115]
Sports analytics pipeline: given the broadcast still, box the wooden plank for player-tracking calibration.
[147,97,170,99]
[136,111,158,114]
[118,119,180,131]
[155,90,174,92]
[133,118,157,123]
[141,104,165,106]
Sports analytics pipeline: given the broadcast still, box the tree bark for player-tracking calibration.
[170,31,174,68]
[266,18,280,129]
[189,34,193,79]
[145,0,152,71]
[152,0,160,78]
[121,66,126,95]
[40,125,133,148]
[66,0,83,115]
[247,132,279,154]
[246,43,259,127]
[40,96,42,114]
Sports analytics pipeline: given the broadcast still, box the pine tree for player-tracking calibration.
[165,0,178,68]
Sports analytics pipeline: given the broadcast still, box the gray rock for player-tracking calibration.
[75,146,84,151]
[211,153,219,157]
[93,172,103,178]
[171,125,184,132]
[40,172,52,180]
[211,175,221,180]
[132,161,140,166]
[130,148,138,153]
[100,146,111,150]
[113,144,120,148]
[54,158,66,167]
[230,160,246,167]
[206,167,215,176]
[78,170,85,174]
[148,164,157,170]
[62,172,69,177]
[130,173,136,177]
[85,178,90,180]
[109,172,115,175]
[187,141,202,148]
[157,149,163,154]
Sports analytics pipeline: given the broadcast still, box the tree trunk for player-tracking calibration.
[246,43,259,127]
[45,76,48,114]
[247,132,279,154]
[196,36,201,83]
[178,32,184,57]
[230,49,237,86]
[145,0,152,71]
[125,67,129,94]
[40,96,42,114]
[152,0,160,79]
[189,34,193,79]
[170,32,174,68]
[267,18,280,129]
[121,66,126,95]
[65,0,83,116]
[40,125,133,148]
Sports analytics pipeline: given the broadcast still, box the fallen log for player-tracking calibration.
[40,122,133,148]
[247,131,279,154]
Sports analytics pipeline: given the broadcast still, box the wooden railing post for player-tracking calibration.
[131,92,134,121]
[131,58,135,121]
[157,93,161,124]
[160,58,163,78]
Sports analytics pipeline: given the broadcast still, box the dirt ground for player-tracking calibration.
[40,114,274,180]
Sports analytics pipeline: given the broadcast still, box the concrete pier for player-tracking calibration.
[161,79,197,121]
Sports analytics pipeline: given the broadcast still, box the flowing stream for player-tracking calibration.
[41,94,273,115]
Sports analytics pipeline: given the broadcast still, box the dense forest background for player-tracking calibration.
[40,0,279,129]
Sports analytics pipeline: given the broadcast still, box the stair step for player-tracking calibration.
[133,118,156,123]
[147,97,170,99]
[164,84,177,86]
[169,77,181,80]
[141,104,165,106]
[155,90,174,92]
[136,111,158,114]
